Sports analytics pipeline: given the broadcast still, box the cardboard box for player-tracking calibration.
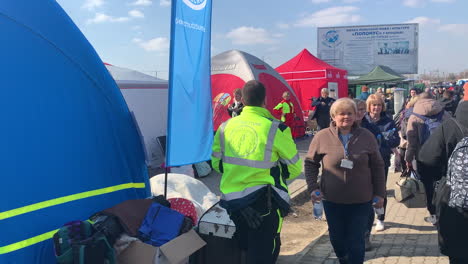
[117,229,206,264]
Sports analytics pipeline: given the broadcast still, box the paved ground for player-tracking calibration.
[150,135,449,264]
[293,171,448,264]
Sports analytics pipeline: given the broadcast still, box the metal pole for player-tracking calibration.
[164,166,168,198]
[164,136,168,198]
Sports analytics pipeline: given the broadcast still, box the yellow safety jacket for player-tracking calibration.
[273,100,294,122]
[212,106,302,212]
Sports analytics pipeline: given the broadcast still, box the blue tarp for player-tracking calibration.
[0,1,149,262]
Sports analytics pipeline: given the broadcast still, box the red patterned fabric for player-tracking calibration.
[168,198,198,224]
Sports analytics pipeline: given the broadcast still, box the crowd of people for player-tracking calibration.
[212,81,468,264]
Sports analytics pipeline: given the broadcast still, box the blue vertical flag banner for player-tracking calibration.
[166,0,213,166]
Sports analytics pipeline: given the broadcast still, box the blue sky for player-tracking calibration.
[56,0,468,79]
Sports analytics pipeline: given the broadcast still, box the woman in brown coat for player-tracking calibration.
[305,98,386,264]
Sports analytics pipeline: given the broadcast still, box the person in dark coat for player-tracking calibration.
[434,86,445,101]
[439,90,457,116]
[311,88,335,130]
[418,102,468,264]
[402,88,418,112]
[384,94,395,117]
[227,88,244,117]
[354,99,382,251]
[364,94,400,232]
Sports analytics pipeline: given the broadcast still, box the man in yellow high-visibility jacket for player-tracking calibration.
[212,80,302,264]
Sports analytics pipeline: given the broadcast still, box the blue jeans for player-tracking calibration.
[323,200,372,264]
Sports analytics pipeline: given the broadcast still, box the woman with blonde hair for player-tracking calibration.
[364,94,400,232]
[227,88,244,117]
[305,98,385,264]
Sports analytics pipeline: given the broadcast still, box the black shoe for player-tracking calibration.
[365,235,373,251]
[338,255,349,264]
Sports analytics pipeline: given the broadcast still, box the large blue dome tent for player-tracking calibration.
[0,1,150,262]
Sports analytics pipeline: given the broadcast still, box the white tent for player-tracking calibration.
[105,63,168,168]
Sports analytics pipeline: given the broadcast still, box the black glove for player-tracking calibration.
[239,206,263,229]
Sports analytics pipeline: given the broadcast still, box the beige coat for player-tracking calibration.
[405,98,451,162]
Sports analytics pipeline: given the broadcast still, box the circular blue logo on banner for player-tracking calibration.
[325,30,339,43]
[183,0,207,10]
[322,30,342,48]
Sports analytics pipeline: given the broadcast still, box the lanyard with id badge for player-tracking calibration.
[339,133,354,170]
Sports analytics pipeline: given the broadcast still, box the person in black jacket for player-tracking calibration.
[354,99,382,251]
[439,90,457,116]
[311,88,335,130]
[418,102,468,264]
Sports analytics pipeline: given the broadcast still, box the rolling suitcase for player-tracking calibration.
[192,204,245,264]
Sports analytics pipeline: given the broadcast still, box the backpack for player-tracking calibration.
[412,111,444,144]
[138,202,185,247]
[445,137,468,215]
[53,220,115,264]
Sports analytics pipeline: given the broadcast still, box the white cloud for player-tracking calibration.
[86,13,130,24]
[132,25,142,30]
[295,6,361,27]
[130,0,152,6]
[132,38,143,43]
[403,0,426,7]
[438,24,468,34]
[404,17,468,35]
[129,9,144,18]
[277,23,290,29]
[138,37,170,52]
[226,27,275,45]
[403,0,454,7]
[160,0,171,7]
[405,16,441,26]
[311,0,332,3]
[82,0,105,10]
[342,0,362,3]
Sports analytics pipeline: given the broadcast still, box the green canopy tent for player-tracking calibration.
[349,65,405,85]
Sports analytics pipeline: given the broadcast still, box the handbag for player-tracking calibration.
[394,169,427,208]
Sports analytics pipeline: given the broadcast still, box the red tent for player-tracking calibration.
[211,50,305,138]
[276,49,348,115]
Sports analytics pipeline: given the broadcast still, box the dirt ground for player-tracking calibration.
[280,195,328,256]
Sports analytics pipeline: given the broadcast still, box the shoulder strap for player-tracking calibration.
[451,119,468,136]
[411,112,426,121]
[434,110,445,120]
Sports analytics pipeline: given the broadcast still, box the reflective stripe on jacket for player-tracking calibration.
[212,106,302,212]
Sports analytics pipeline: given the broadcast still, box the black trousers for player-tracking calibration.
[399,148,407,171]
[231,199,282,264]
[417,160,436,215]
[449,256,468,264]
